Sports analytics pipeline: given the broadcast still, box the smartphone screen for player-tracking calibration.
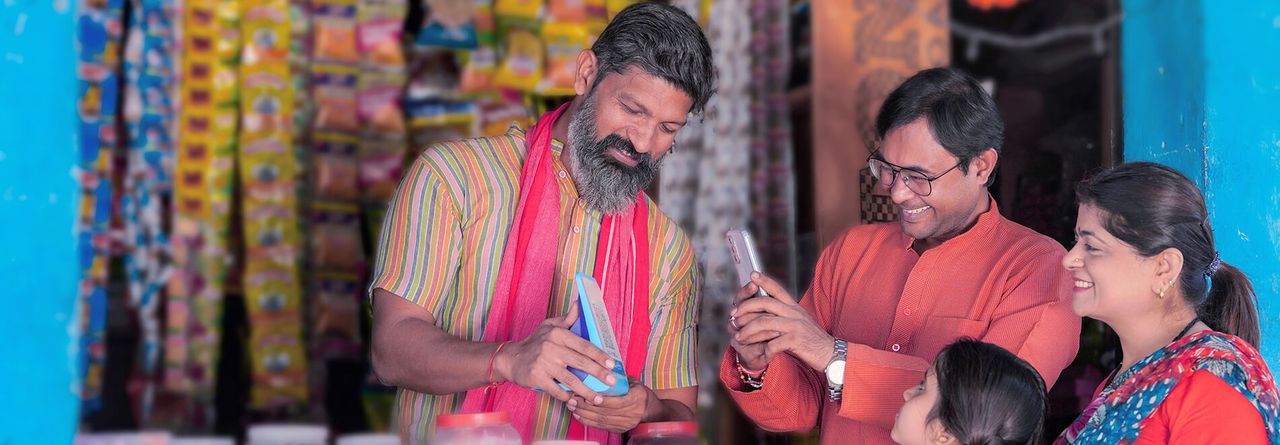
[726,229,769,297]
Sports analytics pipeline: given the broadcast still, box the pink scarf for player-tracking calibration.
[459,104,651,445]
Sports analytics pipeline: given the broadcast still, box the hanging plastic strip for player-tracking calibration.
[239,0,309,409]
[75,0,126,415]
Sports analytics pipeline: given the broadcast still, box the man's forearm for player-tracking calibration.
[644,386,697,423]
[644,397,695,423]
[371,293,507,394]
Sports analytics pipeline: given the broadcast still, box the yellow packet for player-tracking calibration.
[250,332,308,407]
[494,29,544,92]
[540,21,589,95]
[495,0,543,23]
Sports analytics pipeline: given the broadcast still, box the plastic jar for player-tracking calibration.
[335,433,401,445]
[245,424,328,445]
[432,412,522,445]
[626,422,700,445]
[171,437,235,445]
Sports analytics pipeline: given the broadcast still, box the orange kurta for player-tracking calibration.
[720,199,1081,444]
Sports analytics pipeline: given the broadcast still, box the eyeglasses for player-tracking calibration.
[866,153,962,197]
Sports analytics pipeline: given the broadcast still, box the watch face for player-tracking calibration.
[826,361,846,385]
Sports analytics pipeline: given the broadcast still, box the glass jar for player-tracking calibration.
[626,422,700,445]
[432,412,522,445]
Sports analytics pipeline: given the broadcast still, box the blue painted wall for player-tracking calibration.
[1123,0,1280,364]
[1201,2,1280,365]
[0,2,83,444]
[1121,0,1207,177]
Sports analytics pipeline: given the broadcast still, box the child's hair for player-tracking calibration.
[931,339,1047,445]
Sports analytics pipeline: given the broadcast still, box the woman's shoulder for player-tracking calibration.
[1174,330,1262,363]
[1140,369,1269,443]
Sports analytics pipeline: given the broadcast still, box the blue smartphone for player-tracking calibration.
[556,274,629,396]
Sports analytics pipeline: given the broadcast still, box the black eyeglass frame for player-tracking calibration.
[865,152,963,197]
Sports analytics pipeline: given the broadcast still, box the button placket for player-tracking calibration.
[886,256,934,355]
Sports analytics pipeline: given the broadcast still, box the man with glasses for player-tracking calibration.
[720,68,1080,444]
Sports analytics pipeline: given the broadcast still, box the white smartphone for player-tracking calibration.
[726,228,768,297]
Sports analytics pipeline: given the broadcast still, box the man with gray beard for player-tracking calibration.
[367,3,714,444]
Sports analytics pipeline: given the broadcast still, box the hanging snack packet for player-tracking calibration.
[459,45,497,93]
[311,272,363,360]
[313,0,359,64]
[250,329,308,407]
[310,133,360,200]
[358,138,408,203]
[241,69,290,135]
[357,0,406,66]
[312,64,360,132]
[473,0,497,45]
[540,21,588,96]
[584,0,606,20]
[476,95,532,136]
[418,0,479,48]
[495,0,542,25]
[357,71,407,135]
[404,99,476,128]
[309,201,365,270]
[548,0,588,22]
[494,28,544,92]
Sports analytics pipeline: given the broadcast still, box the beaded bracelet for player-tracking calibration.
[736,355,766,389]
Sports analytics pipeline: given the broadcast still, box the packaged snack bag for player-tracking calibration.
[313,0,359,63]
[493,28,544,92]
[540,21,588,95]
[418,0,480,48]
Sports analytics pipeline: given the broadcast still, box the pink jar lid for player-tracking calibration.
[631,421,698,437]
[436,412,512,428]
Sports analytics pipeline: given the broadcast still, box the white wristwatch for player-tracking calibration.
[824,338,848,401]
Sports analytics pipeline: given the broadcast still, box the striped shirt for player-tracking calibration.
[371,125,701,443]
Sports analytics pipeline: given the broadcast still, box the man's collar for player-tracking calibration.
[508,122,566,154]
[898,195,1001,252]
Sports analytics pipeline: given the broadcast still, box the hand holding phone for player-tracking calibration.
[726,229,768,298]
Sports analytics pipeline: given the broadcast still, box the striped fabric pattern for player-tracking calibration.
[371,125,701,442]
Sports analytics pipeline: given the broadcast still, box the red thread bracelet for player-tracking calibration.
[488,341,509,386]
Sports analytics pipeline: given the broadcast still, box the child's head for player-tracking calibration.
[890,339,1047,445]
